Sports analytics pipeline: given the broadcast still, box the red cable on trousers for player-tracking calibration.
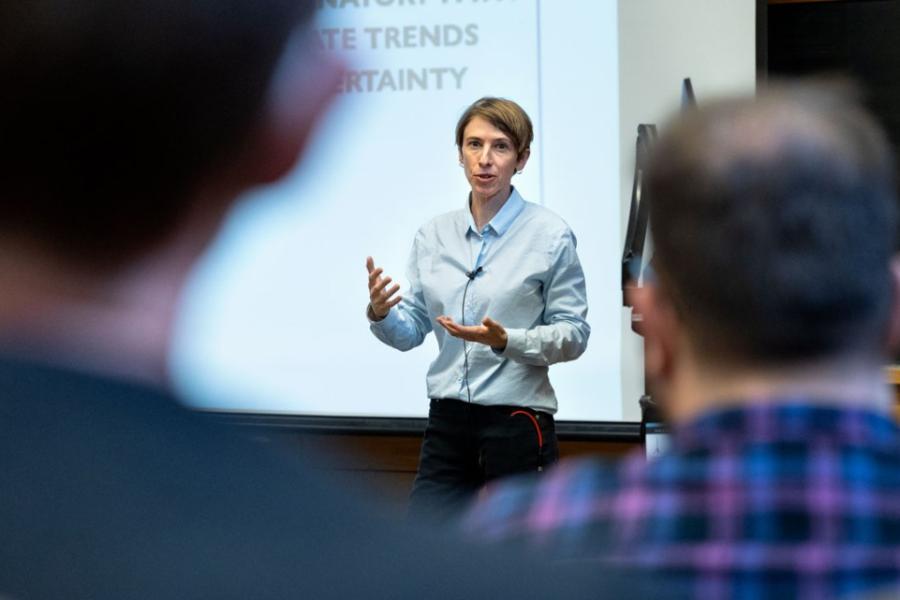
[510,410,543,449]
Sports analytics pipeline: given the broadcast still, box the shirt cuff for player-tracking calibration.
[367,304,401,329]
[494,328,527,360]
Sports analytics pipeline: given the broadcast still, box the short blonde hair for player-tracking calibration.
[455,97,533,158]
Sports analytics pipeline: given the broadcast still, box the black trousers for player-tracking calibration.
[408,398,559,522]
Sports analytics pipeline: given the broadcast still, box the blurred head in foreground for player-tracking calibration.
[0,0,341,379]
[464,82,900,600]
[635,81,900,421]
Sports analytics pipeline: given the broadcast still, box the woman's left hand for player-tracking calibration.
[436,315,508,351]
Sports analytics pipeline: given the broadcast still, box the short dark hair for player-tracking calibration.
[646,82,898,365]
[0,0,315,268]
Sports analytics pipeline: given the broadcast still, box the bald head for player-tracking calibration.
[646,83,898,366]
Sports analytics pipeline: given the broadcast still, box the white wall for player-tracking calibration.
[617,0,757,420]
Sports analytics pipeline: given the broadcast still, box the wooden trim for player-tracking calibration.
[291,434,639,474]
[887,366,900,386]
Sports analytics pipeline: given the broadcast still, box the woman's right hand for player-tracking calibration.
[366,256,402,320]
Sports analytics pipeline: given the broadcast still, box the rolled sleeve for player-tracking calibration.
[367,231,433,352]
[367,303,400,328]
[498,230,590,366]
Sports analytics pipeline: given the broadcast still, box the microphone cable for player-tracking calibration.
[461,266,482,403]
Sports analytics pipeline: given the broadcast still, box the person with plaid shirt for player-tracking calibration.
[464,83,900,599]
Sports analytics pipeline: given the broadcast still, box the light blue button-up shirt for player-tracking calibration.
[369,188,589,413]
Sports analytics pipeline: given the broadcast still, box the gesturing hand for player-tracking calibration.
[436,315,508,351]
[366,256,402,320]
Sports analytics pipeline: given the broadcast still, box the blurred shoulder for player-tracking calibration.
[462,457,621,544]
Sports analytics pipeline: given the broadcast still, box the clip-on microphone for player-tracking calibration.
[465,266,483,280]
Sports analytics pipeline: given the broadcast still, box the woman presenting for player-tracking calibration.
[366,97,590,521]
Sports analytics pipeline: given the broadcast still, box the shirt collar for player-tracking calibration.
[672,402,898,452]
[465,187,526,237]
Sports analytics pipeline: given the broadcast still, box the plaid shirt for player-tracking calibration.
[464,403,900,599]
